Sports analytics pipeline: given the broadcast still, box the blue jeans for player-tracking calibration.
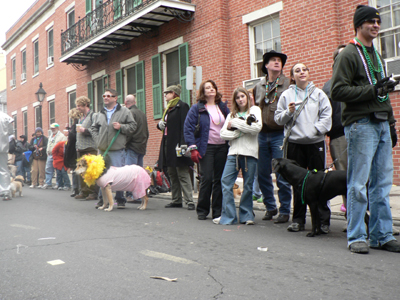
[15,160,24,177]
[125,148,144,167]
[56,167,71,188]
[125,149,144,199]
[45,155,55,185]
[99,149,126,202]
[252,165,262,198]
[258,131,292,215]
[220,155,257,224]
[345,118,395,247]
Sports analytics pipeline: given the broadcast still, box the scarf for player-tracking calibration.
[161,97,180,129]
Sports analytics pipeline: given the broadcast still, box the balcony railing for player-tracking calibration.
[61,0,192,56]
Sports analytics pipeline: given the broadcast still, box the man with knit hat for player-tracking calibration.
[29,128,48,188]
[331,5,400,254]
[42,123,67,189]
[253,50,292,224]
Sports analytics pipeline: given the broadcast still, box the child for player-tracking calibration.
[52,141,71,191]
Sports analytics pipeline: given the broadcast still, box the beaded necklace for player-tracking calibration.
[205,104,222,125]
[353,37,388,102]
[264,77,280,104]
[79,110,90,124]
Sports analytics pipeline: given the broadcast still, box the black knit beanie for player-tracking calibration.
[354,5,381,30]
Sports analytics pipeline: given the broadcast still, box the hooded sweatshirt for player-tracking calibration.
[274,82,332,144]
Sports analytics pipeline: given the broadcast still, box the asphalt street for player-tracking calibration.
[1,188,400,300]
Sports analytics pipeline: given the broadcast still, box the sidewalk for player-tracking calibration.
[155,175,400,226]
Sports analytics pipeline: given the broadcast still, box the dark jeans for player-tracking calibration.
[197,143,228,218]
[287,141,331,226]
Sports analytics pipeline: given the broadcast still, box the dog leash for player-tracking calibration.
[327,148,347,170]
[102,129,121,158]
[301,171,311,205]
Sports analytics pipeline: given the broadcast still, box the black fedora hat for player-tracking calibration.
[261,50,287,74]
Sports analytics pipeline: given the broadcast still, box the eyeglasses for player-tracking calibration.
[102,94,116,98]
[365,19,381,25]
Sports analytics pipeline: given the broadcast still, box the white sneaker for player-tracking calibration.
[53,185,59,190]
[29,185,35,189]
[41,184,49,189]
[37,185,43,189]
[245,220,255,225]
[63,187,70,191]
[213,217,221,225]
[58,187,63,190]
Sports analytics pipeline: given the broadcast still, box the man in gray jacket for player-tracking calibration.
[124,94,149,203]
[90,88,136,208]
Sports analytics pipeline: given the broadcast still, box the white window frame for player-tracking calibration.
[11,57,16,87]
[47,28,54,67]
[23,110,28,137]
[162,47,180,98]
[243,2,283,79]
[67,8,75,29]
[21,49,27,82]
[48,100,56,125]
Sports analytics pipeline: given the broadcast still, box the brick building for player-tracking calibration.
[4,0,400,183]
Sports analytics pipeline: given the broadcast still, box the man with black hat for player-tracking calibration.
[331,5,400,254]
[253,50,292,224]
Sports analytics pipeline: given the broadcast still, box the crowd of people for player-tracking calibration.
[1,5,400,254]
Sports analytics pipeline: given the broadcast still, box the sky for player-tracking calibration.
[0,0,38,51]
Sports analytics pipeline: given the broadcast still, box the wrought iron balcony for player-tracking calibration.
[60,0,194,64]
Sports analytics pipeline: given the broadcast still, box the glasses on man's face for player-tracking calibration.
[365,19,381,26]
[102,94,115,98]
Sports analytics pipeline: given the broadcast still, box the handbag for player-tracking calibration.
[194,110,201,138]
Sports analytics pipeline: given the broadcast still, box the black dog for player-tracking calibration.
[272,158,347,237]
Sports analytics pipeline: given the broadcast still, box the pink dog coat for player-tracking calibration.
[96,165,151,199]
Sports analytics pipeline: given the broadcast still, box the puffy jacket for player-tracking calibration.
[184,101,230,157]
[90,103,136,152]
[220,106,262,159]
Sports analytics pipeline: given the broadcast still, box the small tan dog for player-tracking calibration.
[233,183,242,198]
[10,175,25,198]
[75,155,151,212]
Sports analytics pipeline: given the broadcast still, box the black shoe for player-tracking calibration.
[320,225,330,234]
[165,202,182,208]
[95,201,103,209]
[117,202,125,209]
[287,222,305,232]
[274,214,289,223]
[187,203,195,210]
[349,241,369,254]
[371,240,400,252]
[198,215,207,220]
[70,189,79,197]
[262,209,278,220]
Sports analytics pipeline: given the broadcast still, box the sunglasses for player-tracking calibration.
[365,19,381,25]
[102,94,116,98]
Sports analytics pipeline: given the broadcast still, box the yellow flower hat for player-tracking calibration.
[81,154,105,186]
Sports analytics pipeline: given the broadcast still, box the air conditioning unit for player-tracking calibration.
[47,56,54,65]
[21,73,27,81]
[242,78,262,90]
[385,58,400,91]
[10,79,16,87]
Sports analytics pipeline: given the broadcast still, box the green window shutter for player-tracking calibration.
[115,70,123,104]
[114,0,121,19]
[102,74,109,91]
[178,42,190,106]
[87,81,93,110]
[135,60,146,113]
[85,0,91,14]
[134,0,142,8]
[152,54,162,119]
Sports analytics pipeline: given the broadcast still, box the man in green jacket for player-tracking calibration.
[331,5,400,254]
[90,88,136,208]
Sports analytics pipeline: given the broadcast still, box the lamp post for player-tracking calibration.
[35,82,46,128]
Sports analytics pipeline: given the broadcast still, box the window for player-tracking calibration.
[377,1,400,59]
[23,111,28,137]
[152,42,189,119]
[250,16,281,78]
[49,100,55,125]
[119,61,146,112]
[47,29,54,66]
[21,50,26,81]
[126,66,137,95]
[88,75,109,113]
[67,9,75,28]
[11,58,16,87]
[35,106,42,129]
[69,91,76,110]
[13,115,17,137]
[33,39,39,75]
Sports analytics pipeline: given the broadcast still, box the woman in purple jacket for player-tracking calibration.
[184,80,230,220]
